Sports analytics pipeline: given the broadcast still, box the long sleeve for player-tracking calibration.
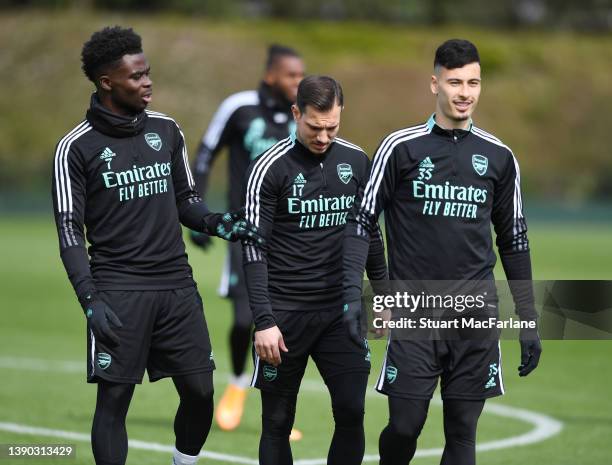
[192,97,239,199]
[344,143,398,302]
[365,224,388,286]
[52,125,96,305]
[362,157,388,286]
[170,121,214,232]
[242,152,280,331]
[492,149,537,321]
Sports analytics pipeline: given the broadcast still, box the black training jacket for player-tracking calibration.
[343,114,537,319]
[52,94,211,304]
[242,135,388,330]
[193,82,295,211]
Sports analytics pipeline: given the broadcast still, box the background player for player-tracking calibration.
[243,75,388,465]
[52,26,262,465]
[190,44,305,432]
[343,39,542,465]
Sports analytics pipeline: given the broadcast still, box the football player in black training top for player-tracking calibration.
[52,26,262,465]
[343,39,542,465]
[243,75,388,465]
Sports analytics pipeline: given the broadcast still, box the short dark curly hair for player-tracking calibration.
[81,26,143,84]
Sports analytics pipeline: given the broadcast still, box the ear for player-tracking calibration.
[291,104,300,121]
[430,74,438,96]
[263,68,275,86]
[99,75,112,92]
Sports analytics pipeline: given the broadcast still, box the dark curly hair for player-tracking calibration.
[81,26,143,84]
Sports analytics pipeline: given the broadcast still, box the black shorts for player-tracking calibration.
[218,241,247,299]
[251,310,371,395]
[375,337,504,400]
[86,286,215,384]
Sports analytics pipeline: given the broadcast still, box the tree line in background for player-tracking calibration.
[2,0,612,31]
[0,7,610,205]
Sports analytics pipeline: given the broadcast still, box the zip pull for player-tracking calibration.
[320,162,328,188]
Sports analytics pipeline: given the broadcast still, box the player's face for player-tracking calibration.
[292,102,342,155]
[99,53,152,116]
[265,56,305,103]
[431,62,481,129]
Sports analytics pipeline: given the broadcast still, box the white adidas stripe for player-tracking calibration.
[335,137,365,153]
[250,353,260,387]
[251,142,294,227]
[54,122,92,247]
[245,138,294,228]
[361,124,428,214]
[146,113,195,188]
[375,336,391,391]
[497,341,505,395]
[54,121,89,213]
[202,90,259,150]
[89,330,96,377]
[471,126,526,250]
[363,125,431,215]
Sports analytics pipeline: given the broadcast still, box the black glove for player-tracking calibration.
[82,294,123,347]
[190,230,212,250]
[205,208,265,246]
[343,300,364,348]
[518,323,542,377]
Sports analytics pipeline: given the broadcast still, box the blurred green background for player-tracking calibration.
[0,1,611,464]
[1,1,612,209]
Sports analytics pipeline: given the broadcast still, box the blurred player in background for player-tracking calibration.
[190,45,305,434]
[52,26,262,465]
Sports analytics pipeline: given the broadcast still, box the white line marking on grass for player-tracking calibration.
[0,422,258,465]
[1,356,563,464]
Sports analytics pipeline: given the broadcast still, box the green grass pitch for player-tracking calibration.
[0,217,611,464]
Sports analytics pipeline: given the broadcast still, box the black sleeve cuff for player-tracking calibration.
[243,260,276,330]
[343,232,371,303]
[500,250,538,320]
[60,246,96,310]
[178,200,212,232]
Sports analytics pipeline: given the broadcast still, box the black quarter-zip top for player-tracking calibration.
[348,114,529,282]
[52,94,204,301]
[242,135,388,330]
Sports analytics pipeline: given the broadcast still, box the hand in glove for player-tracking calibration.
[518,323,542,377]
[82,294,123,347]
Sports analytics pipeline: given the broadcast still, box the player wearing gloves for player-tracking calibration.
[243,75,388,465]
[190,45,304,432]
[343,39,541,465]
[52,26,262,465]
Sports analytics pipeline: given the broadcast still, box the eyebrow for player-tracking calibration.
[307,122,338,130]
[447,77,481,82]
[130,66,151,77]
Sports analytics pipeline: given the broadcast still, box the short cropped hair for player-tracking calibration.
[296,75,343,113]
[434,39,480,70]
[81,26,143,83]
[266,44,300,70]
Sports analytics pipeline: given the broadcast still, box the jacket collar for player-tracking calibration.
[86,93,148,138]
[293,137,333,163]
[258,82,293,114]
[427,113,472,140]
